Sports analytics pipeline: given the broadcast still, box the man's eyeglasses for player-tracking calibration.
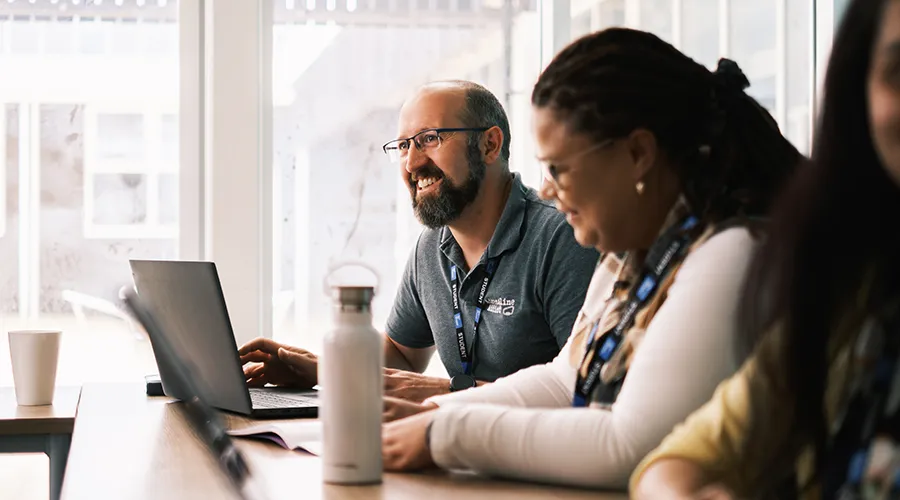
[540,139,615,188]
[382,127,489,164]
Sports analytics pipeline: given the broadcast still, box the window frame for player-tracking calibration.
[182,0,273,346]
[0,103,6,239]
[82,104,179,240]
[546,0,820,153]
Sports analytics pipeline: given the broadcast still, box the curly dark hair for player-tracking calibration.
[531,27,804,226]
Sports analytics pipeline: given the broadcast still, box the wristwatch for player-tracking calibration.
[449,374,477,392]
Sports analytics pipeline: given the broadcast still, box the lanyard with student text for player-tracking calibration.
[450,257,500,375]
[573,214,699,407]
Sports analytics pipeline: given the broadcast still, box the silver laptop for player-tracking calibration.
[130,259,318,419]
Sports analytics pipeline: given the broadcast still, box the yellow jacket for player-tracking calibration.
[630,310,868,498]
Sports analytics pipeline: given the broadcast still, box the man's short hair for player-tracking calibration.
[437,80,511,163]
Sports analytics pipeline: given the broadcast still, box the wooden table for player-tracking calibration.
[0,386,81,500]
[61,384,627,500]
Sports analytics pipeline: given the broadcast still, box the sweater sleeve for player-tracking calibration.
[425,228,756,489]
[425,340,577,409]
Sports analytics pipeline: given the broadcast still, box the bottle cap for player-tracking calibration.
[322,261,381,298]
[332,286,375,306]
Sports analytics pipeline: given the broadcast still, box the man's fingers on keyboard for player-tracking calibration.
[238,337,280,356]
[246,375,269,388]
[278,348,309,366]
[239,351,270,364]
[243,363,265,379]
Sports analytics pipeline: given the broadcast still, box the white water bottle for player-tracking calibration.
[320,286,383,484]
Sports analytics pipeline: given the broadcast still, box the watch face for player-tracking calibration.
[450,374,476,392]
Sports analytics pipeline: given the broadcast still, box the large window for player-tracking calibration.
[0,2,179,387]
[0,1,838,497]
[0,0,832,382]
[271,1,542,357]
[272,0,816,356]
[568,0,812,155]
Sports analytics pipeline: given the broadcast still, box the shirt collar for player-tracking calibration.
[440,172,528,269]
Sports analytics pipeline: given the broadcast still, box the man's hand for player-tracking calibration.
[382,411,437,471]
[383,368,450,402]
[238,338,318,389]
[383,396,437,422]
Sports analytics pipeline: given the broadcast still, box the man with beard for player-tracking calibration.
[238,81,598,410]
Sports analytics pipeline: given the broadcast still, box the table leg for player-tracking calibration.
[46,434,71,500]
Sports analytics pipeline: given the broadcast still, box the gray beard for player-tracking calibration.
[410,138,486,229]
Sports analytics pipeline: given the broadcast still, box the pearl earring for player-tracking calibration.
[635,181,645,195]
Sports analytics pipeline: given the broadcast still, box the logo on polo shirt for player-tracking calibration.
[485,297,516,316]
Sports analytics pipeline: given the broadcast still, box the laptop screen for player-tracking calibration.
[122,290,269,500]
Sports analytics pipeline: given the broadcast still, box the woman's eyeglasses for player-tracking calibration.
[539,139,615,187]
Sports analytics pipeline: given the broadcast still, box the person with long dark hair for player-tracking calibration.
[379,27,803,489]
[632,0,900,497]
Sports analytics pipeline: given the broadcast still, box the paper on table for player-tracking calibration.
[228,420,324,456]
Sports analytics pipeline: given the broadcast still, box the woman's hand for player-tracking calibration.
[383,396,437,422]
[633,458,730,500]
[382,411,438,471]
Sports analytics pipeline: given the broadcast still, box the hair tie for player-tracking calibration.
[713,58,750,93]
[701,58,751,151]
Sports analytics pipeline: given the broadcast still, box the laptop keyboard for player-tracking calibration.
[249,389,317,409]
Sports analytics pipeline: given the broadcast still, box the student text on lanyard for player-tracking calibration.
[573,214,699,407]
[448,257,500,392]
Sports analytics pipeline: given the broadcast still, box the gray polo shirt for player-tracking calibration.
[386,173,600,381]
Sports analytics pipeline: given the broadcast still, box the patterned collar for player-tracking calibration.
[574,196,697,403]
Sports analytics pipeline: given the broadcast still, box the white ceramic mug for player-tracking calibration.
[8,330,62,406]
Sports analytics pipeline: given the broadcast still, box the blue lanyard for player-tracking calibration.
[826,313,900,497]
[449,257,500,375]
[573,321,601,407]
[573,215,698,407]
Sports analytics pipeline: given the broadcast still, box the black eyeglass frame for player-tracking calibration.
[382,127,491,158]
